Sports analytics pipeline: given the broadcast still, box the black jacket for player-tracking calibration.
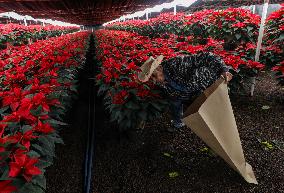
[159,52,230,100]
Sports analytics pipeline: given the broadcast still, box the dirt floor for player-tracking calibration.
[45,99,87,193]
[93,72,284,193]
[45,40,93,193]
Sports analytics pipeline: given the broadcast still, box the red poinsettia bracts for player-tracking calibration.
[0,180,17,193]
[0,31,89,191]
[9,154,41,182]
[96,7,271,130]
[263,5,284,86]
[0,23,80,48]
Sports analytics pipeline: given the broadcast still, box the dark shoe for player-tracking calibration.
[166,120,185,133]
[171,120,185,128]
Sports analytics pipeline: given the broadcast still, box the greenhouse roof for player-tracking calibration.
[0,0,282,25]
[185,0,283,12]
[0,0,170,25]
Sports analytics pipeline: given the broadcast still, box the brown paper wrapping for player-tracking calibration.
[182,79,258,184]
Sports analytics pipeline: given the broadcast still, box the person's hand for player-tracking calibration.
[221,72,233,83]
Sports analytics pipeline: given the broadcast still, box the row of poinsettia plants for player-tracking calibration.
[94,28,264,131]
[0,31,89,193]
[106,7,284,86]
[263,5,284,85]
[0,23,80,49]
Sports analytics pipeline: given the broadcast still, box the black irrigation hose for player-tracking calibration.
[83,34,96,193]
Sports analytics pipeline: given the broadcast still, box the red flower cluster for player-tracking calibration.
[0,23,80,48]
[0,180,17,193]
[272,61,284,73]
[263,5,284,85]
[112,90,129,104]
[95,28,267,131]
[105,7,265,79]
[96,28,266,101]
[0,31,89,191]
[107,8,260,46]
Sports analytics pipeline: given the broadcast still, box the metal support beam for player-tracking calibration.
[255,0,269,62]
[252,5,256,14]
[251,0,269,96]
[146,11,149,20]
[24,18,27,26]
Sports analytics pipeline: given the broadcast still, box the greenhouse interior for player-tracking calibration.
[0,0,283,193]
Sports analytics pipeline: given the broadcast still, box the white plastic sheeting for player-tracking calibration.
[0,11,79,27]
[103,0,198,26]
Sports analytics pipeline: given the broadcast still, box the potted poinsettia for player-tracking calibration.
[95,31,170,130]
[262,5,284,86]
[0,32,89,192]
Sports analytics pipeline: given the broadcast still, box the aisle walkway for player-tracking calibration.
[46,35,96,193]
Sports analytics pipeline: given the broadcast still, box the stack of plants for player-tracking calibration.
[0,31,89,193]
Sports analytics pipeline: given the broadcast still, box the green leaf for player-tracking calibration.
[18,183,44,193]
[30,105,43,116]
[150,102,162,111]
[27,150,41,158]
[247,26,253,31]
[33,175,46,190]
[38,136,55,157]
[47,119,68,126]
[125,101,140,110]
[276,33,284,41]
[138,111,147,120]
[163,152,173,158]
[235,33,241,40]
[46,134,64,144]
[168,171,179,178]
[200,147,209,152]
[0,165,9,180]
[261,105,270,110]
[24,84,33,91]
[261,141,274,150]
[70,85,77,92]
[22,125,33,133]
[36,160,53,169]
[32,144,44,155]
[0,106,9,114]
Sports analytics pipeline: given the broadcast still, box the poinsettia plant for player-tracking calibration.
[0,31,89,192]
[108,8,261,49]
[95,30,171,130]
[262,5,284,86]
[0,24,80,49]
[95,29,265,131]
[204,8,260,50]
[106,8,266,93]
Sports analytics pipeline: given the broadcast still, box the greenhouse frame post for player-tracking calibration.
[251,0,269,96]
[24,18,27,26]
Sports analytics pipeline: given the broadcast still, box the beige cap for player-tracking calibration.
[137,55,164,82]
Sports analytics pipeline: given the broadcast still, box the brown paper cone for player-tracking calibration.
[182,79,258,184]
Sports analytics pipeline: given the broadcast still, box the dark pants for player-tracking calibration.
[170,98,195,126]
[170,99,183,125]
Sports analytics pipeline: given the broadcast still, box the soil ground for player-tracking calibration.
[93,72,284,193]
